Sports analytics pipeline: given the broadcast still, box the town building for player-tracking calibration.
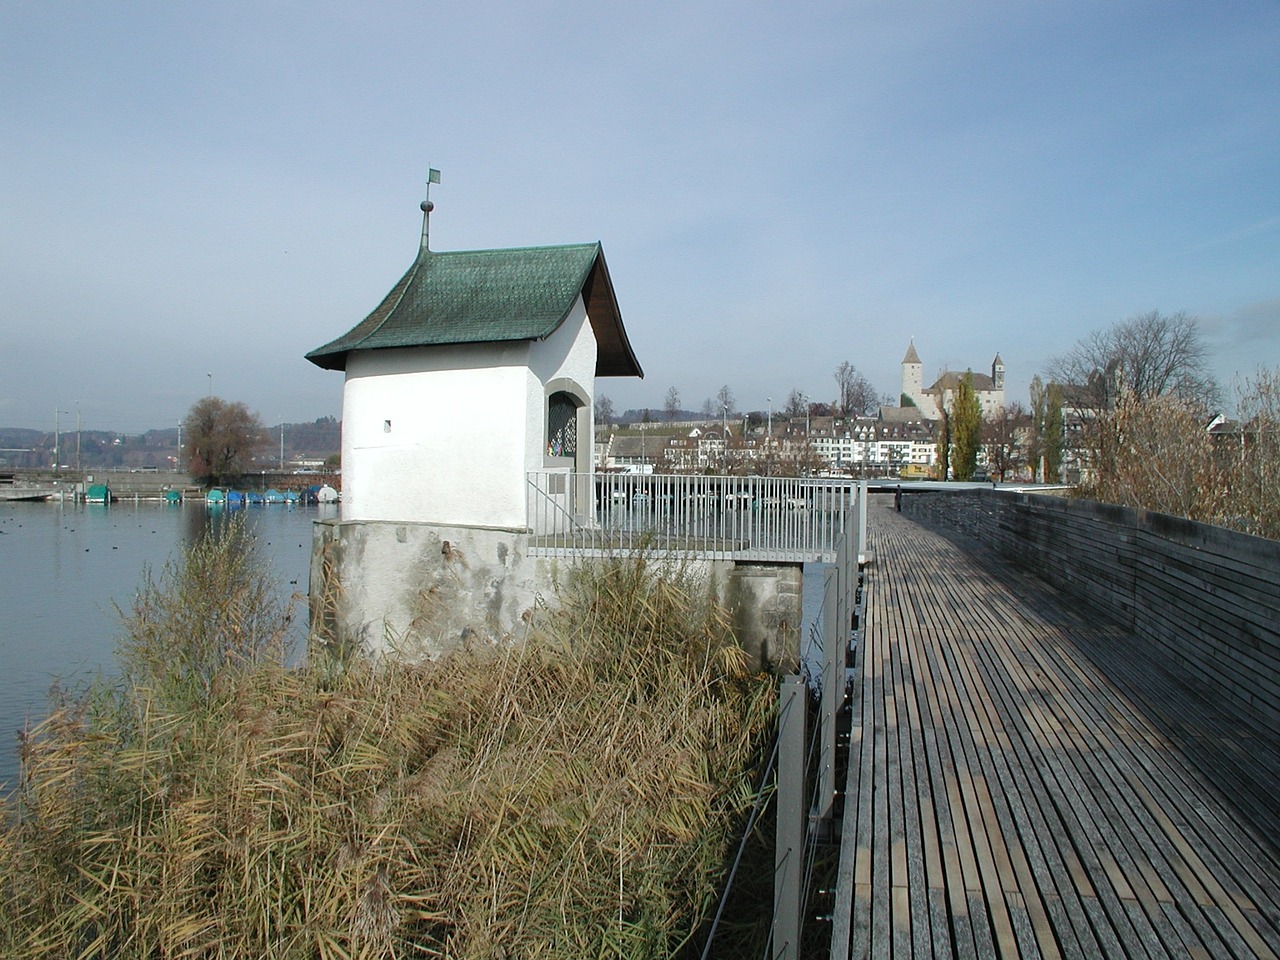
[901,340,1006,419]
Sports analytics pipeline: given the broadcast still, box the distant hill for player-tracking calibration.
[0,418,341,472]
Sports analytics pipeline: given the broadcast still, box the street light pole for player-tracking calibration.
[799,393,810,476]
[722,403,728,473]
[766,397,773,477]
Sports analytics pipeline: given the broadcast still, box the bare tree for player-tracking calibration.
[715,384,736,417]
[1050,311,1217,486]
[1086,394,1227,522]
[594,394,614,426]
[1231,368,1280,539]
[664,386,681,422]
[983,402,1030,481]
[834,362,880,417]
[783,390,806,419]
[1068,366,1280,537]
[185,397,265,484]
[1049,310,1218,411]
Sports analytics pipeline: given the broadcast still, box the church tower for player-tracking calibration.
[992,353,1005,389]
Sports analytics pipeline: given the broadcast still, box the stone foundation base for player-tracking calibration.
[309,519,802,667]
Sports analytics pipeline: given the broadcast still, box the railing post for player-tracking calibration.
[856,480,868,565]
[775,674,805,960]
[816,565,840,823]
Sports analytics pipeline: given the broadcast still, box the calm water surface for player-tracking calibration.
[0,500,336,788]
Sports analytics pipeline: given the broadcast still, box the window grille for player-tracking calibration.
[547,392,578,457]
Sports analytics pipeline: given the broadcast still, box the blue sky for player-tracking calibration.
[2,1,1277,433]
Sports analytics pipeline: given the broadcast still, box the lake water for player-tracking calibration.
[0,499,337,789]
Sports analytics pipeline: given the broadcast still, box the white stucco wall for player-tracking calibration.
[527,297,596,471]
[338,295,598,529]
[341,343,531,526]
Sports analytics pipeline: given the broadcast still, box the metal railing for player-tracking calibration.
[697,487,866,960]
[527,472,863,562]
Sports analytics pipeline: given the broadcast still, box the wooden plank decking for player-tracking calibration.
[831,497,1280,959]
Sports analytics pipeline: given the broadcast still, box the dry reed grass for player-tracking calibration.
[1,525,774,959]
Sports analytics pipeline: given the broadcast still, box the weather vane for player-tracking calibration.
[420,167,441,252]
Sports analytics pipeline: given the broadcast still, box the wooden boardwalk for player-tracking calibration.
[830,498,1280,959]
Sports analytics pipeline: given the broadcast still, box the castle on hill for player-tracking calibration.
[900,339,1005,420]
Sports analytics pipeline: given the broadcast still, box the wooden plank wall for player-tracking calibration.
[899,489,1280,732]
[832,499,1280,959]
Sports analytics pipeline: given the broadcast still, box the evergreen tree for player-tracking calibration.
[950,372,982,481]
[1028,377,1066,483]
[1044,383,1065,481]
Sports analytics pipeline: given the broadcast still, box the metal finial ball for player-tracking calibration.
[420,200,434,213]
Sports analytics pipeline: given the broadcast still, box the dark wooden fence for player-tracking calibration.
[900,488,1280,729]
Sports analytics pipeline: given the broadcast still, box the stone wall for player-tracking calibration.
[900,488,1280,727]
[309,519,803,667]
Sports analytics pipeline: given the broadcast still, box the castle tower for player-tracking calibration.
[992,353,1005,390]
[902,339,923,404]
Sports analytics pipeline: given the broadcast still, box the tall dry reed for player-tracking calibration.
[1,526,774,959]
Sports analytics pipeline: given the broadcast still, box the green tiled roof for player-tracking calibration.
[306,242,643,377]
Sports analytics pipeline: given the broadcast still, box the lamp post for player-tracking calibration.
[799,393,810,476]
[53,407,71,475]
[766,398,773,477]
[722,403,728,474]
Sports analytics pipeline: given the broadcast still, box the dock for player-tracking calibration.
[831,497,1280,959]
[0,486,56,501]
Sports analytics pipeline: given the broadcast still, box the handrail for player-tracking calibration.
[527,472,863,561]
[696,483,866,959]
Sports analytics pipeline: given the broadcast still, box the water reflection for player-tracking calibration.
[180,502,248,547]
